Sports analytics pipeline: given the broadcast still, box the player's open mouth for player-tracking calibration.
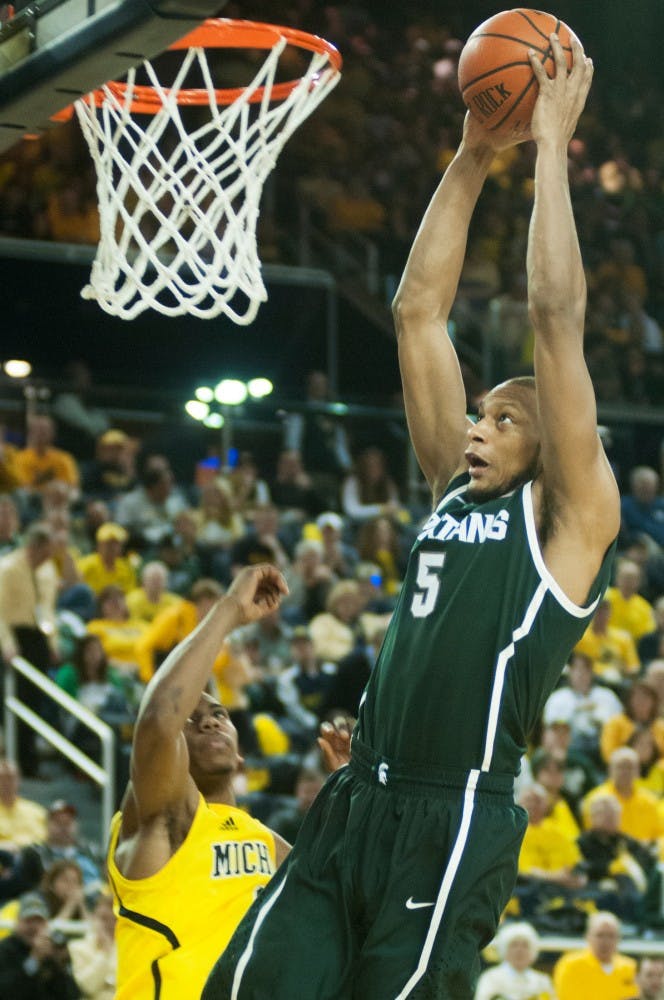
[466,453,488,469]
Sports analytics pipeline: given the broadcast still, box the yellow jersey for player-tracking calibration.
[107,795,276,1000]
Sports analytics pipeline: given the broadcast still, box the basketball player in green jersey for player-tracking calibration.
[205,33,619,1000]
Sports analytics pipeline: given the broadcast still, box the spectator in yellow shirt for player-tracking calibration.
[553,910,639,1000]
[575,598,640,683]
[86,585,148,673]
[514,783,585,919]
[530,748,580,842]
[77,523,137,595]
[14,414,79,493]
[606,558,657,642]
[0,760,46,849]
[601,680,664,765]
[582,747,664,844]
[125,560,179,623]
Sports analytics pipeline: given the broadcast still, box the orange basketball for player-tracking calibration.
[458,9,577,141]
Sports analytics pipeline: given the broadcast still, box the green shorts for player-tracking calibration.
[203,739,527,1000]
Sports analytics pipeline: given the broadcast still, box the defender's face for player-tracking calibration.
[185,696,241,776]
[465,386,540,502]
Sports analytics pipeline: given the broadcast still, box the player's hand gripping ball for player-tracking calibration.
[458,8,577,141]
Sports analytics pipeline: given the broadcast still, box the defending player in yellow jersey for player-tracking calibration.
[107,564,291,999]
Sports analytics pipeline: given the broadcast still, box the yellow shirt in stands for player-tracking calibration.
[518,819,581,875]
[605,586,656,641]
[15,446,79,488]
[0,797,47,846]
[108,796,276,1000]
[547,797,580,843]
[574,624,640,677]
[86,617,148,668]
[553,948,638,1000]
[77,552,137,595]
[125,588,179,623]
[582,780,664,841]
[600,713,664,764]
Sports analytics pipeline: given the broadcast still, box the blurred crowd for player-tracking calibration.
[2,2,664,412]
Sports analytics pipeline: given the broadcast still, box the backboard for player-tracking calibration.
[0,0,228,154]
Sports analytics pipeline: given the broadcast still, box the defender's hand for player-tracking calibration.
[226,564,288,625]
[318,717,353,772]
[529,34,593,147]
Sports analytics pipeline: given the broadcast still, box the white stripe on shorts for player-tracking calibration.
[394,768,480,999]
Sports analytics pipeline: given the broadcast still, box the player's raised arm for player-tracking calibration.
[527,35,620,563]
[392,115,512,501]
[129,564,288,821]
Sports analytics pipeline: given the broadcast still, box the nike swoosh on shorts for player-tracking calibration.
[405,897,435,910]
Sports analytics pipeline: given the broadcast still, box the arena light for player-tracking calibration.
[185,399,210,421]
[247,377,273,399]
[195,385,215,403]
[214,379,248,406]
[3,359,32,378]
[204,412,225,429]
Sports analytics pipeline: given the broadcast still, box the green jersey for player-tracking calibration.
[357,474,616,776]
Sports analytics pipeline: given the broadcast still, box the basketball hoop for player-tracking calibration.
[72,19,342,322]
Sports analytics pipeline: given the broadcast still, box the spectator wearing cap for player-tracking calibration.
[0,889,80,998]
[276,626,338,740]
[76,523,137,595]
[81,428,136,504]
[35,801,102,892]
[316,510,358,579]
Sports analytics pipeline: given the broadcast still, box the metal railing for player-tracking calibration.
[3,656,115,844]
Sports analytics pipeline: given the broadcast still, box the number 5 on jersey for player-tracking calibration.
[411,552,446,618]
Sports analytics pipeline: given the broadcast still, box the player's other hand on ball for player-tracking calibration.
[461,111,525,154]
[529,33,593,147]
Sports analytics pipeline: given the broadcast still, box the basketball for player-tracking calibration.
[458,9,577,141]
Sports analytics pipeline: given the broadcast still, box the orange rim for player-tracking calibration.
[58,18,342,118]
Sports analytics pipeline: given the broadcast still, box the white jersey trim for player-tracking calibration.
[522,480,602,619]
[480,580,548,772]
[231,873,288,1000]
[395,769,480,999]
[436,482,468,512]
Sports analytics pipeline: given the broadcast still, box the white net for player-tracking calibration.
[74,29,340,322]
